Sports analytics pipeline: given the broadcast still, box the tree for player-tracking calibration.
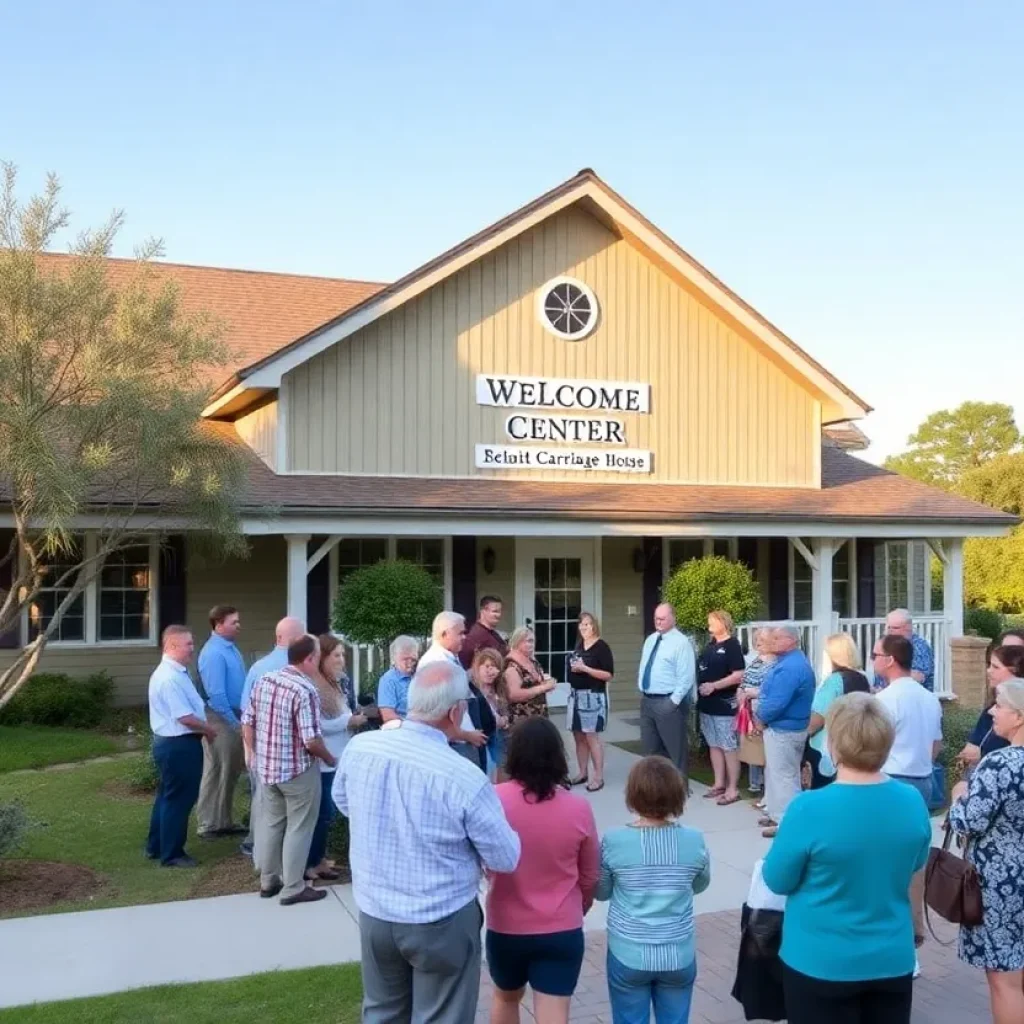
[883,402,1021,489]
[661,556,761,636]
[0,165,246,708]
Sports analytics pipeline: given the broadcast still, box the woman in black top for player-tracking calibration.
[697,610,747,805]
[567,611,614,793]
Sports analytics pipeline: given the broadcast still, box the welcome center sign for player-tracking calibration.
[474,374,653,474]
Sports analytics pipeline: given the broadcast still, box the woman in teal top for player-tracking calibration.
[595,756,710,1024]
[762,692,932,1024]
[805,632,870,788]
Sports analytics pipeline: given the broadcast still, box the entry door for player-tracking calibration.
[515,539,597,684]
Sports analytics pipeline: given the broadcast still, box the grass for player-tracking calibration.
[0,756,251,918]
[0,726,120,774]
[0,964,363,1023]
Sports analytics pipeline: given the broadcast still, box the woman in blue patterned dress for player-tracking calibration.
[949,678,1024,1024]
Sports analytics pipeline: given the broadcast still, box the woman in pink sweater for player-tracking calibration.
[487,716,601,1024]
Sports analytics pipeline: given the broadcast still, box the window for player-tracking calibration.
[886,543,909,610]
[336,538,387,585]
[28,536,86,642]
[99,544,152,641]
[536,277,599,340]
[395,538,445,588]
[832,541,851,619]
[666,538,739,575]
[792,540,813,620]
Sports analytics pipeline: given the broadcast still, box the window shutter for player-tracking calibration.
[0,529,18,649]
[451,536,477,624]
[857,539,876,618]
[157,535,188,636]
[768,539,789,620]
[306,537,331,636]
[641,538,663,636]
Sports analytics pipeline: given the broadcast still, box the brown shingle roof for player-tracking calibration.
[37,253,383,383]
[206,423,1013,527]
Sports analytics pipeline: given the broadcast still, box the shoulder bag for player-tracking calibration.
[924,815,984,940]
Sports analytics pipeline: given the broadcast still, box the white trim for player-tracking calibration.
[307,535,341,573]
[790,537,818,572]
[536,276,600,341]
[285,534,311,623]
[275,381,290,474]
[926,537,950,567]
[202,382,246,419]
[944,539,965,637]
[224,178,867,420]
[83,533,98,645]
[443,535,454,610]
[239,516,1010,540]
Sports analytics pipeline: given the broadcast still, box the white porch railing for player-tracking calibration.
[737,620,819,660]
[838,614,951,696]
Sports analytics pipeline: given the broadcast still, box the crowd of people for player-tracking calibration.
[144,595,1024,1023]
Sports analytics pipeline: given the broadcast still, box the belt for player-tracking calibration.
[642,692,672,699]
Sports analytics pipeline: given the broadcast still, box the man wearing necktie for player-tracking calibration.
[637,603,697,780]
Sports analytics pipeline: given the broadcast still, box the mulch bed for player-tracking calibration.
[187,855,260,899]
[0,859,103,912]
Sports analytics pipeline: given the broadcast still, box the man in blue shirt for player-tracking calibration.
[238,616,306,857]
[637,603,697,781]
[756,626,815,838]
[196,605,247,838]
[876,609,935,692]
[378,635,421,722]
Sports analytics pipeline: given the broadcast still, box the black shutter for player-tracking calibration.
[737,538,757,573]
[0,529,18,649]
[451,536,477,624]
[158,535,188,635]
[642,537,663,637]
[307,536,331,636]
[857,539,876,618]
[768,538,789,620]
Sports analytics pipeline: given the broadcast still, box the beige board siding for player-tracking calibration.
[601,538,644,713]
[235,400,278,471]
[285,204,821,487]
[475,538,517,632]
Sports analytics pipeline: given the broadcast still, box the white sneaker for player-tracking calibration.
[912,956,921,980]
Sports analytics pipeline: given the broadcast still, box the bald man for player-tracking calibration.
[239,616,306,859]
[637,603,697,779]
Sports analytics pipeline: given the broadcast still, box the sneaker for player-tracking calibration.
[913,956,921,980]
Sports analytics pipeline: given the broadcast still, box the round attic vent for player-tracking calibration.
[537,276,598,341]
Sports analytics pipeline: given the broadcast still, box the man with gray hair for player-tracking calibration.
[754,626,815,838]
[333,658,520,1023]
[880,609,935,692]
[377,635,420,723]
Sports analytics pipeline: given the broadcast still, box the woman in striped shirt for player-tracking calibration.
[595,756,711,1024]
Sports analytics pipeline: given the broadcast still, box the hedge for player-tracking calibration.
[0,672,114,728]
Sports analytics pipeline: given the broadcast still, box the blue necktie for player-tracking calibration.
[642,634,663,692]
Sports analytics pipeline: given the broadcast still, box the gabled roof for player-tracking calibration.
[205,422,1014,530]
[36,253,383,387]
[203,169,872,423]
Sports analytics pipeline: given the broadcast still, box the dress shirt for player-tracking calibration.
[241,645,288,714]
[419,643,473,730]
[197,633,247,728]
[148,656,207,737]
[636,628,696,704]
[376,667,413,718]
[876,676,943,778]
[333,719,521,924]
[242,666,322,785]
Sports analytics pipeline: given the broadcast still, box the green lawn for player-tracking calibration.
[0,756,251,917]
[0,726,120,774]
[0,965,363,1023]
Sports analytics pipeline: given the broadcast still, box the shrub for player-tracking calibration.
[0,801,31,858]
[964,607,1003,641]
[333,560,441,648]
[938,702,983,794]
[0,672,114,728]
[327,814,350,868]
[662,556,761,636]
[123,748,159,793]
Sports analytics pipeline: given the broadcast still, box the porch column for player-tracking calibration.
[811,537,836,672]
[944,538,965,637]
[286,534,311,625]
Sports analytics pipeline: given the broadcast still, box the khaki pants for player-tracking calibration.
[256,762,321,899]
[764,728,807,824]
[197,709,245,835]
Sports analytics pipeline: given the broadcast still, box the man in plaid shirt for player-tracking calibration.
[242,634,336,905]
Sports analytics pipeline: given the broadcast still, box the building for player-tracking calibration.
[1,170,1015,706]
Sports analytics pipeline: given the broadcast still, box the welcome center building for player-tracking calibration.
[2,170,1014,708]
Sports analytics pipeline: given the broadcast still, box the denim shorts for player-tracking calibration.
[486,928,585,996]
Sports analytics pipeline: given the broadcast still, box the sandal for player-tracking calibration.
[702,787,726,799]
[716,794,740,806]
[569,775,588,787]
[586,781,605,793]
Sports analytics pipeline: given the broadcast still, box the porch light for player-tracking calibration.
[632,547,645,574]
[483,547,497,575]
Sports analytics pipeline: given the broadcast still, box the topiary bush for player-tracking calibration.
[964,607,1003,641]
[661,556,761,637]
[333,559,441,651]
[0,801,31,859]
[0,672,114,728]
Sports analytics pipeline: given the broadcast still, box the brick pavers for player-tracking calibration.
[476,910,991,1023]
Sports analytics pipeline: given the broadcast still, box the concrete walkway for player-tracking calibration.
[0,713,971,1012]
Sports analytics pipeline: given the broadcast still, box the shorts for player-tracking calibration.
[567,689,608,734]
[486,928,585,996]
[700,713,739,751]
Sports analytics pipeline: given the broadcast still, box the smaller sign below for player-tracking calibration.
[475,444,653,474]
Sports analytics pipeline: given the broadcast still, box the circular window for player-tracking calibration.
[537,276,599,340]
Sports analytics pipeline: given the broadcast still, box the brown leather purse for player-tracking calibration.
[924,817,984,936]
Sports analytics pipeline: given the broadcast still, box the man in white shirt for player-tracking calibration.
[873,632,943,958]
[145,626,217,868]
[637,603,697,780]
[419,610,487,764]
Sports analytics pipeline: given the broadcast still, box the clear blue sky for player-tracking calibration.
[5,1,1022,462]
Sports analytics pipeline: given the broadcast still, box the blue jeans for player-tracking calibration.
[146,734,204,864]
[606,950,696,1024]
[306,771,336,868]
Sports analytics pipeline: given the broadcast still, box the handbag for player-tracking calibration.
[924,816,983,939]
